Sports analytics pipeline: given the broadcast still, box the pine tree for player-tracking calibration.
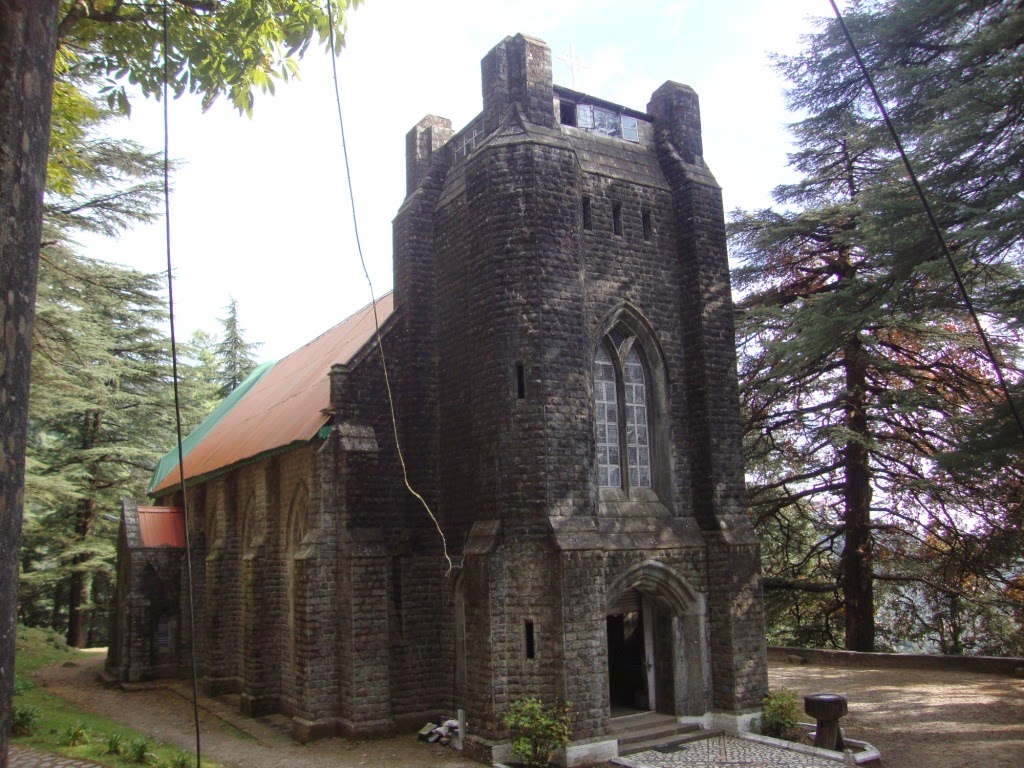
[214,297,262,397]
[733,0,1024,652]
[20,87,182,647]
[180,329,224,431]
[24,248,177,646]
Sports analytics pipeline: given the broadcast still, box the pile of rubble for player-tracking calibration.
[418,716,462,747]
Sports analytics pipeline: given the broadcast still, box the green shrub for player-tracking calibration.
[10,703,40,736]
[58,720,89,746]
[103,732,125,756]
[759,688,802,740]
[127,736,155,764]
[503,697,571,768]
[166,751,194,768]
[12,676,35,695]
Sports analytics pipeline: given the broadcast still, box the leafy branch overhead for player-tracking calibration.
[13,0,353,652]
[56,0,361,115]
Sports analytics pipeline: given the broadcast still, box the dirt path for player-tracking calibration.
[31,650,1024,768]
[33,650,476,768]
[770,662,1024,768]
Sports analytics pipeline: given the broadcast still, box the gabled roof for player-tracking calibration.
[150,293,394,495]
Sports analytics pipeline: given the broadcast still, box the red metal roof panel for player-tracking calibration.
[137,506,186,547]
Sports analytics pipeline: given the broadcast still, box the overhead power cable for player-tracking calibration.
[828,0,1024,443]
[324,0,452,572]
[160,1,203,765]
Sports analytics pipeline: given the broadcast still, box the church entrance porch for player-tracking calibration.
[605,560,711,719]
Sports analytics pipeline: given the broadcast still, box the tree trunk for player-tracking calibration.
[840,333,875,651]
[67,412,101,647]
[0,3,59,764]
[66,566,89,648]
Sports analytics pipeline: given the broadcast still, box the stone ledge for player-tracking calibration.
[769,645,1024,676]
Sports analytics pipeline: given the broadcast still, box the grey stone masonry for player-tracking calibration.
[119,32,769,763]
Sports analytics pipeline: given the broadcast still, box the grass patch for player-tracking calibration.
[11,626,222,768]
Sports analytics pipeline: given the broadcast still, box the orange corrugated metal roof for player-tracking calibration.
[137,506,186,547]
[152,293,394,494]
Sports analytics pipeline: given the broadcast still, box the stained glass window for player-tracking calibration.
[594,335,652,490]
[594,345,620,488]
[623,347,651,488]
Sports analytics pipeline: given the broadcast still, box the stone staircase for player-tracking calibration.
[610,711,707,755]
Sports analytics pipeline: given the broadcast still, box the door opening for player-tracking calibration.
[602,610,651,712]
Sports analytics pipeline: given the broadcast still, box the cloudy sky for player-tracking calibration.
[83,0,834,362]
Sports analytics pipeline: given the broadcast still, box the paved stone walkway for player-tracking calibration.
[10,738,858,768]
[8,746,103,767]
[618,735,859,768]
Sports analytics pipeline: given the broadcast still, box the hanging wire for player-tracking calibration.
[324,0,452,572]
[828,0,1024,442]
[160,2,203,764]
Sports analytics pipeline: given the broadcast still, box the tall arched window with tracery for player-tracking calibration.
[594,330,653,491]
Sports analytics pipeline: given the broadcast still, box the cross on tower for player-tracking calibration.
[557,43,590,90]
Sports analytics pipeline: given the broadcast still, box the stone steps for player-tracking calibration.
[610,711,706,755]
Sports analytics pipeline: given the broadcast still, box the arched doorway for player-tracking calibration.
[606,561,709,717]
[607,588,657,713]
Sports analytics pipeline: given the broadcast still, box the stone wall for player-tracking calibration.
[769,646,1024,675]
[125,32,770,757]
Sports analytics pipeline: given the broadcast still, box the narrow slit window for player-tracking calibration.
[516,362,526,399]
[642,209,652,241]
[582,196,593,231]
[156,615,171,649]
[613,202,623,236]
[525,620,536,659]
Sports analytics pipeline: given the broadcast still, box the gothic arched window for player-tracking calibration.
[594,330,653,491]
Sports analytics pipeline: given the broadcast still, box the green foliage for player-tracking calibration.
[14,626,71,675]
[13,676,36,696]
[21,244,179,645]
[10,704,40,736]
[759,689,802,741]
[167,751,194,768]
[103,731,124,756]
[11,627,227,767]
[127,736,155,764]
[57,0,361,117]
[22,66,211,646]
[214,298,263,398]
[733,0,1024,654]
[179,330,224,432]
[503,697,571,768]
[16,0,353,652]
[59,720,89,747]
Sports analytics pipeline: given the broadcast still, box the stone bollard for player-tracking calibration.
[804,693,847,751]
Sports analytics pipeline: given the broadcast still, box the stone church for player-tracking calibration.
[108,33,768,764]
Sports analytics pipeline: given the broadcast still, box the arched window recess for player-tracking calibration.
[592,306,672,503]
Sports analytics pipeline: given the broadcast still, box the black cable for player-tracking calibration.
[160,2,203,765]
[828,0,1024,442]
[324,0,451,570]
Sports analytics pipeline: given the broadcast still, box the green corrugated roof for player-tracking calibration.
[148,361,276,493]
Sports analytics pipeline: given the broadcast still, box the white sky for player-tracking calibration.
[80,0,832,363]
